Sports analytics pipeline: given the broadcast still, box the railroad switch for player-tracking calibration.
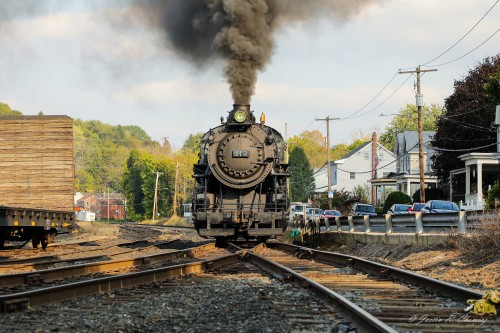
[465,290,499,316]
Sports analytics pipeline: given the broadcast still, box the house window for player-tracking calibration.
[350,172,356,179]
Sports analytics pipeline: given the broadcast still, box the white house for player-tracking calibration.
[393,131,438,196]
[314,139,396,199]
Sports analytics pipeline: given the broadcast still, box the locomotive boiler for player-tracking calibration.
[192,104,289,246]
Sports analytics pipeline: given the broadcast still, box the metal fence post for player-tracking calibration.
[415,212,423,234]
[348,216,354,233]
[458,211,466,235]
[335,217,341,231]
[363,215,371,233]
[385,214,392,233]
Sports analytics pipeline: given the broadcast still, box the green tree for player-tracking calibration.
[383,191,412,213]
[432,56,500,184]
[122,150,174,220]
[182,132,204,154]
[0,103,22,116]
[484,65,500,104]
[379,103,442,150]
[289,147,315,202]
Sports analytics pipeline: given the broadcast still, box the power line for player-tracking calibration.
[425,141,498,152]
[426,26,500,67]
[345,74,412,120]
[335,142,420,175]
[343,71,399,119]
[421,0,499,66]
[440,105,489,118]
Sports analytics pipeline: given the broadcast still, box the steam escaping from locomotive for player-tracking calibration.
[131,0,382,104]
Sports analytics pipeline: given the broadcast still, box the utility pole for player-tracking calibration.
[316,116,341,209]
[172,163,179,217]
[107,187,110,222]
[285,123,290,200]
[399,66,437,203]
[152,171,163,220]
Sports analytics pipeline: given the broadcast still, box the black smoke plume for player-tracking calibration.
[132,0,382,104]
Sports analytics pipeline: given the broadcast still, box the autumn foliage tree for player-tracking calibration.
[432,55,500,185]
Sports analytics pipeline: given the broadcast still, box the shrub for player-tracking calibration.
[412,187,445,202]
[383,191,412,213]
[486,183,500,209]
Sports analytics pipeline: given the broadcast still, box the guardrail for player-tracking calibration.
[290,211,499,235]
[289,211,498,245]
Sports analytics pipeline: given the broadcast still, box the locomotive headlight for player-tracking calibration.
[234,110,247,123]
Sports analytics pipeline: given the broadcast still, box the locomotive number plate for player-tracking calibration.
[232,150,250,158]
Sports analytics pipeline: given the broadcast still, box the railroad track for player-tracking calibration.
[0,225,188,267]
[251,242,498,333]
[0,241,497,332]
[0,239,180,271]
[0,242,222,294]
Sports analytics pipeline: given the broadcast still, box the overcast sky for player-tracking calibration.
[1,0,499,149]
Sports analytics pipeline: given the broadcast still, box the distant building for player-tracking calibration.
[75,192,126,220]
[96,192,126,220]
[76,194,100,213]
[392,131,438,197]
[314,139,396,200]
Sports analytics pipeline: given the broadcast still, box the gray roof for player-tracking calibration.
[395,131,435,155]
[340,141,371,160]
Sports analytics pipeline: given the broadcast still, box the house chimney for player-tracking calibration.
[372,132,377,179]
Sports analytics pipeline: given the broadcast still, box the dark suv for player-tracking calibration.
[350,203,377,216]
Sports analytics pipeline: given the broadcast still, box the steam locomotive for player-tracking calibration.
[192,104,289,246]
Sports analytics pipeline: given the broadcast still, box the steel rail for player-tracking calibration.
[248,250,398,333]
[0,243,217,288]
[267,242,483,301]
[0,251,241,313]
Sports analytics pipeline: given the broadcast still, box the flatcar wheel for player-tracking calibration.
[41,234,50,250]
[32,234,40,249]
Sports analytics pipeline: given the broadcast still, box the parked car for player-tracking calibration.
[324,210,342,218]
[306,207,324,222]
[407,202,425,214]
[350,203,377,216]
[388,204,411,215]
[421,200,459,213]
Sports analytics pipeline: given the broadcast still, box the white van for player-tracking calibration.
[289,202,310,224]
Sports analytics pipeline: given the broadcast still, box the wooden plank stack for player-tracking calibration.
[0,116,74,212]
